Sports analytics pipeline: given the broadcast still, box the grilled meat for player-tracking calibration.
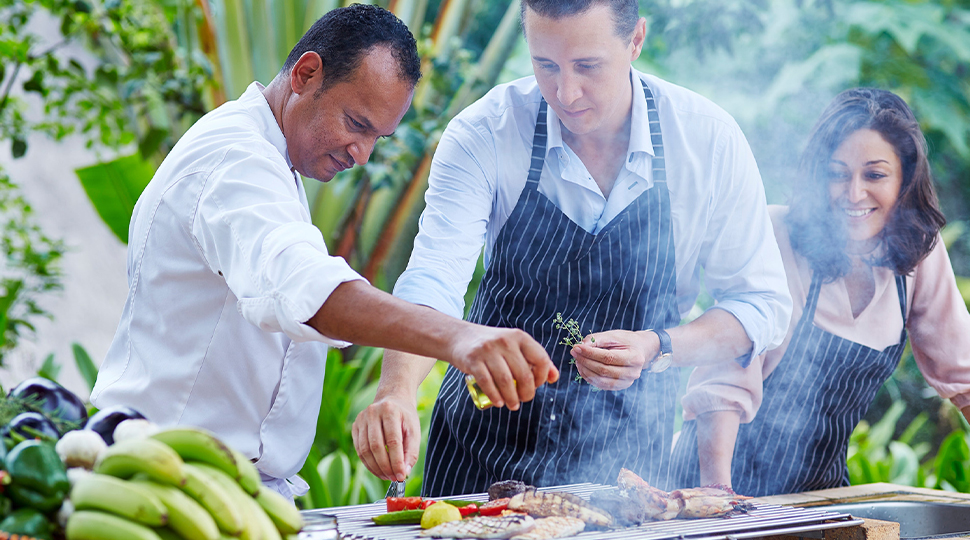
[616,468,680,520]
[420,514,536,539]
[588,489,646,527]
[670,487,753,518]
[488,480,535,501]
[507,490,613,528]
[616,469,753,520]
[509,517,585,540]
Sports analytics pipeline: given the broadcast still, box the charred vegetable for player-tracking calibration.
[488,480,534,501]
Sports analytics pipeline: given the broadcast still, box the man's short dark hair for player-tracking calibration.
[281,3,421,93]
[521,0,640,39]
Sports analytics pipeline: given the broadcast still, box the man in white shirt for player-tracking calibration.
[91,4,558,498]
[352,0,792,495]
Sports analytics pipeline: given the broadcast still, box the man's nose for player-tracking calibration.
[348,139,376,166]
[557,72,582,107]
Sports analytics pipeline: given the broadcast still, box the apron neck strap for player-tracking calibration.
[526,100,549,188]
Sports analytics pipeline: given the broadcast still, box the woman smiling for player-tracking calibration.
[670,88,970,497]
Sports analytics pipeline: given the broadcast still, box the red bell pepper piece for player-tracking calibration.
[458,503,479,517]
[386,496,424,512]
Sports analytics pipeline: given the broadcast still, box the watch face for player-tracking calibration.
[650,354,672,373]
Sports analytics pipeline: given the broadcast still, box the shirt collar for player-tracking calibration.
[242,82,295,170]
[543,68,656,163]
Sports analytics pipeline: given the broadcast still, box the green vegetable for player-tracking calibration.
[441,499,477,508]
[372,509,425,525]
[0,507,52,539]
[3,440,68,512]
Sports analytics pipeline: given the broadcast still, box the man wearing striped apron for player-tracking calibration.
[352,0,792,495]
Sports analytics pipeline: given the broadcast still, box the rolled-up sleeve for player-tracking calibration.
[392,118,495,318]
[682,353,767,423]
[701,124,792,366]
[908,238,970,409]
[192,148,365,346]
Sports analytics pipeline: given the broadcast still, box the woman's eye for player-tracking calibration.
[828,171,849,182]
[578,63,596,70]
[866,171,886,180]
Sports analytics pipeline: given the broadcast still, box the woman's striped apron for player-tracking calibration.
[670,272,908,496]
[422,81,681,497]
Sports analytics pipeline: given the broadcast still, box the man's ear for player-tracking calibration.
[630,17,647,61]
[290,51,324,95]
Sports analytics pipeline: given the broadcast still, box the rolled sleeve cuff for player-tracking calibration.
[392,271,465,320]
[681,385,756,424]
[708,301,774,368]
[237,222,366,347]
[952,393,970,411]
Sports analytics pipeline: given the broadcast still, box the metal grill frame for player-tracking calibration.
[305,483,864,540]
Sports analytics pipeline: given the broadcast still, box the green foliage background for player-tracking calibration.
[1,0,970,507]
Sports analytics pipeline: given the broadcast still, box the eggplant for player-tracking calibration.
[83,406,147,445]
[8,378,88,429]
[1,412,60,441]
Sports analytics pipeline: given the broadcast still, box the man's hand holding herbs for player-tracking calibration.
[448,325,559,411]
[570,330,661,390]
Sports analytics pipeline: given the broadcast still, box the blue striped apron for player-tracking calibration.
[421,81,681,498]
[670,272,907,496]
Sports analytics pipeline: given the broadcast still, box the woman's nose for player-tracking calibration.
[846,175,867,203]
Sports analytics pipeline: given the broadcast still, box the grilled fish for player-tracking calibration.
[670,487,753,518]
[420,514,536,539]
[616,468,680,520]
[509,517,585,540]
[617,469,753,520]
[508,490,613,527]
[589,488,646,527]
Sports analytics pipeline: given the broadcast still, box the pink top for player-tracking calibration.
[682,205,970,423]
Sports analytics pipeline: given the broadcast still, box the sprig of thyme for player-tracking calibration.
[553,313,596,385]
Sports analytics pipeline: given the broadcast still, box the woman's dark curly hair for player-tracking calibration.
[786,88,945,281]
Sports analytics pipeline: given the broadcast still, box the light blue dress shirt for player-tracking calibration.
[394,69,792,360]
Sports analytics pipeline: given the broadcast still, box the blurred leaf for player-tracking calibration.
[73,343,99,392]
[36,353,60,382]
[888,441,919,486]
[318,449,351,508]
[297,447,327,509]
[74,154,155,244]
[11,139,26,159]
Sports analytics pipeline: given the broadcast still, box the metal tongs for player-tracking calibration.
[385,480,406,499]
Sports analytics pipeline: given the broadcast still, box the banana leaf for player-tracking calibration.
[74,154,155,244]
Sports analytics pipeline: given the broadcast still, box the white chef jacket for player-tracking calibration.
[92,82,365,497]
[394,70,792,362]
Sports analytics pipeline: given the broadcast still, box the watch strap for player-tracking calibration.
[654,328,672,357]
[647,328,672,373]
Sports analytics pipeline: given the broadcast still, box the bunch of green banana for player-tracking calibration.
[65,426,304,540]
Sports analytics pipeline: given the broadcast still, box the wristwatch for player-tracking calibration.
[646,328,673,373]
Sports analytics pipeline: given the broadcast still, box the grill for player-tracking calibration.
[305,483,864,540]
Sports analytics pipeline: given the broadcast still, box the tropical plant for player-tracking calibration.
[0,0,214,241]
[0,165,64,366]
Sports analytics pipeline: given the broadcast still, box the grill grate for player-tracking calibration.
[306,483,864,540]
